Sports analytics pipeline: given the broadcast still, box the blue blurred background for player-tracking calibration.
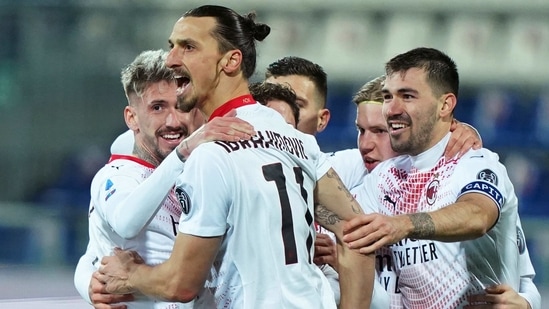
[0,0,547,304]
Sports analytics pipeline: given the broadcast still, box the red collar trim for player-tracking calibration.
[108,154,155,169]
[208,94,255,121]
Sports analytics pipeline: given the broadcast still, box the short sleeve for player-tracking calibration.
[176,145,233,237]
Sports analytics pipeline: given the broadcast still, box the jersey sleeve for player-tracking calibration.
[177,145,232,237]
[319,264,340,305]
[453,150,509,213]
[73,244,98,304]
[316,152,332,181]
[516,217,541,309]
[110,130,134,155]
[326,148,367,189]
[98,151,185,239]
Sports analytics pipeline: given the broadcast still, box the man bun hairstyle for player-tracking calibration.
[184,5,270,79]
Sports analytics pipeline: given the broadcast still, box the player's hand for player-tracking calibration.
[343,213,408,255]
[177,109,255,159]
[445,120,482,159]
[465,284,531,309]
[89,271,133,309]
[97,248,145,295]
[313,233,338,270]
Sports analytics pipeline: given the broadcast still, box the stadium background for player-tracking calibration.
[0,0,548,305]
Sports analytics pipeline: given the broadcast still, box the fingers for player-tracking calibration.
[90,271,133,308]
[91,293,132,308]
[484,284,509,294]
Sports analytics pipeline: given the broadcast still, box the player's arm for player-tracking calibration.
[314,168,374,309]
[74,246,133,308]
[344,192,499,254]
[107,115,255,239]
[445,119,482,159]
[518,276,540,309]
[97,234,222,303]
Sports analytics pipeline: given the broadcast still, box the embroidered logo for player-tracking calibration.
[175,187,191,215]
[477,169,498,186]
[516,226,526,255]
[426,180,440,205]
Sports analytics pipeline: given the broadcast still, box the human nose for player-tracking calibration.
[383,97,402,118]
[358,131,375,153]
[166,47,181,69]
[166,110,183,128]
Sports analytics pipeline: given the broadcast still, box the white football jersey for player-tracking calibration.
[87,152,191,309]
[176,99,336,309]
[326,148,367,190]
[361,133,520,308]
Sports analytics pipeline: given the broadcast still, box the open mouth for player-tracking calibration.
[175,76,190,88]
[174,75,191,95]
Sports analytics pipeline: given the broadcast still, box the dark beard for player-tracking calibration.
[177,95,197,113]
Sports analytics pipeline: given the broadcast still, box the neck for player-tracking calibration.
[132,141,162,167]
[423,118,453,154]
[201,75,251,118]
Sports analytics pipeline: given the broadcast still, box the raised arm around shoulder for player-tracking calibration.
[445,120,482,159]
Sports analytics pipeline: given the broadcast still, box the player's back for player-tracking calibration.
[177,104,335,309]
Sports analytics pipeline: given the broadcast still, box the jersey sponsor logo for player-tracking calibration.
[389,239,439,268]
[214,130,308,159]
[460,181,504,209]
[517,226,526,254]
[426,180,439,205]
[477,169,498,185]
[175,187,191,215]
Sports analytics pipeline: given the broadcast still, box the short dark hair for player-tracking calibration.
[249,81,300,126]
[120,49,173,100]
[265,56,328,108]
[184,5,270,79]
[352,75,386,106]
[385,47,459,99]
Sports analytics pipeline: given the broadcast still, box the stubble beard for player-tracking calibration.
[390,110,438,156]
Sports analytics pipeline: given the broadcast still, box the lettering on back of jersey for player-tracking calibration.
[175,187,191,215]
[214,130,308,159]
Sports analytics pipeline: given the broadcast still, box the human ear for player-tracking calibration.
[221,50,242,75]
[124,106,139,132]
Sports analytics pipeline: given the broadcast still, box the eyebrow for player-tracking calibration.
[381,87,419,96]
[169,38,199,47]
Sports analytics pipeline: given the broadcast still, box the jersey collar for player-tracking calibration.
[208,94,256,122]
[108,154,156,169]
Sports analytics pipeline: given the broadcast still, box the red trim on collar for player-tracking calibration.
[208,94,256,121]
[108,154,156,169]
